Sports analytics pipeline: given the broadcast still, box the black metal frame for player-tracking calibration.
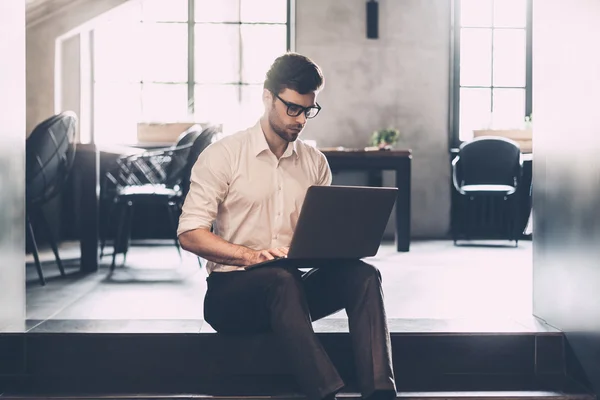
[449,0,533,149]
[90,0,294,134]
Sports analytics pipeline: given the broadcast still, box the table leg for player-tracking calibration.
[79,144,99,272]
[395,157,411,251]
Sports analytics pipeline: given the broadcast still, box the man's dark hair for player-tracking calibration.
[264,52,324,95]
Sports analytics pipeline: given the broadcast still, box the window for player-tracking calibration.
[92,0,291,144]
[450,0,532,146]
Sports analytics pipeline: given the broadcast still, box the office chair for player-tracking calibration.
[101,124,219,270]
[451,136,523,246]
[26,111,78,285]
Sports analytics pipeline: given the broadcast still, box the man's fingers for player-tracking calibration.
[268,248,286,258]
[279,247,289,256]
[261,250,275,260]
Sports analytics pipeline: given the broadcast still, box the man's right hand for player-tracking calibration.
[243,247,289,266]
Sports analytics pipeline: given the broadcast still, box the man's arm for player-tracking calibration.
[179,228,288,266]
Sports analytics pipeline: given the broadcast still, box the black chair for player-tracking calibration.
[101,124,220,270]
[26,111,78,285]
[451,136,523,246]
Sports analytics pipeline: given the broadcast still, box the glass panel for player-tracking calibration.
[140,23,188,82]
[460,28,492,87]
[142,83,189,121]
[241,0,287,23]
[94,19,142,82]
[94,83,141,144]
[241,25,287,84]
[493,0,527,28]
[195,24,240,83]
[195,0,239,22]
[492,88,525,129]
[194,84,240,127]
[460,0,492,27]
[240,84,264,128]
[142,0,187,22]
[459,88,491,141]
[493,29,526,87]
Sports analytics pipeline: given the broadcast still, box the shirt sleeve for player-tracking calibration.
[177,143,230,236]
[316,152,332,186]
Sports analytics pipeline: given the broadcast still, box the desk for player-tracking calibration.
[321,149,412,252]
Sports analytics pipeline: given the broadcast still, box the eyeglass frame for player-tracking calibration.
[272,92,322,119]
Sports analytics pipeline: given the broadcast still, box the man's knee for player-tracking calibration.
[353,261,382,282]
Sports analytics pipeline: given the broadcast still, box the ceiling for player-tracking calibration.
[26,0,84,25]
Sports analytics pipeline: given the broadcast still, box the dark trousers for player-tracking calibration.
[203,261,396,400]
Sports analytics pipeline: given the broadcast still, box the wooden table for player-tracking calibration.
[321,149,412,252]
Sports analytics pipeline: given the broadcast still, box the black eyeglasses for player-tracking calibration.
[274,93,322,119]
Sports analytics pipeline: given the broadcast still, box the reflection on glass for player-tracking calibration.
[460,28,492,87]
[142,0,187,22]
[195,24,240,83]
[195,0,239,22]
[460,0,492,27]
[493,29,526,87]
[194,84,240,125]
[94,20,142,82]
[142,83,189,121]
[94,83,141,144]
[493,0,527,28]
[241,25,287,83]
[241,0,287,23]
[141,23,188,82]
[459,88,491,141]
[492,88,525,129]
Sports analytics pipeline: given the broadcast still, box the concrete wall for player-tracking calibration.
[296,0,451,238]
[26,0,127,136]
[0,0,26,331]
[532,0,600,395]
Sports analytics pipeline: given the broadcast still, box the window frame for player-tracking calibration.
[89,0,294,143]
[449,0,533,149]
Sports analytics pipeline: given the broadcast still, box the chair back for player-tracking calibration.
[456,136,522,188]
[163,125,203,188]
[181,125,221,199]
[26,111,78,207]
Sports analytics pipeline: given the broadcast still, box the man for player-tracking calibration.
[177,53,396,400]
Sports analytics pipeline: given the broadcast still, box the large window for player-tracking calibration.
[93,0,291,144]
[450,0,532,145]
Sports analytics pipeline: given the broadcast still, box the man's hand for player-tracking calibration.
[242,247,289,266]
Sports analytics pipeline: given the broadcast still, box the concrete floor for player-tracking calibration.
[23,239,539,333]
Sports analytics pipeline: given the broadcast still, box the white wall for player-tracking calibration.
[296,0,451,238]
[26,0,128,135]
[0,0,26,331]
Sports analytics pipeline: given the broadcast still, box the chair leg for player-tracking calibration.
[36,209,66,277]
[166,202,182,261]
[111,202,128,271]
[26,213,45,286]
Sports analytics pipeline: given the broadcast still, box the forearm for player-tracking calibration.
[178,228,252,266]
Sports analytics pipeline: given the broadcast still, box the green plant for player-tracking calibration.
[370,128,400,148]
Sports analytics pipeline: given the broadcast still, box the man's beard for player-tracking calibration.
[268,109,302,143]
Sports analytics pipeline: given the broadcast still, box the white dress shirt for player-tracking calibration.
[177,121,332,274]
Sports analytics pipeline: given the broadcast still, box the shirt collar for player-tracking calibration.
[251,120,298,159]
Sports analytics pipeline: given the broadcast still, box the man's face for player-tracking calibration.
[265,88,318,143]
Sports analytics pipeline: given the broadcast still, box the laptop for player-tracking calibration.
[244,185,398,270]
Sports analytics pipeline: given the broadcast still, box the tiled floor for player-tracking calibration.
[24,239,541,333]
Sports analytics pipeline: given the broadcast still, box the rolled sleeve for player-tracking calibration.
[177,143,230,237]
[316,152,332,186]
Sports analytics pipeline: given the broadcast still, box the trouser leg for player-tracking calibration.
[204,267,345,400]
[302,261,396,399]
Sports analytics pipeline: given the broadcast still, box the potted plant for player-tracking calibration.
[369,127,400,150]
